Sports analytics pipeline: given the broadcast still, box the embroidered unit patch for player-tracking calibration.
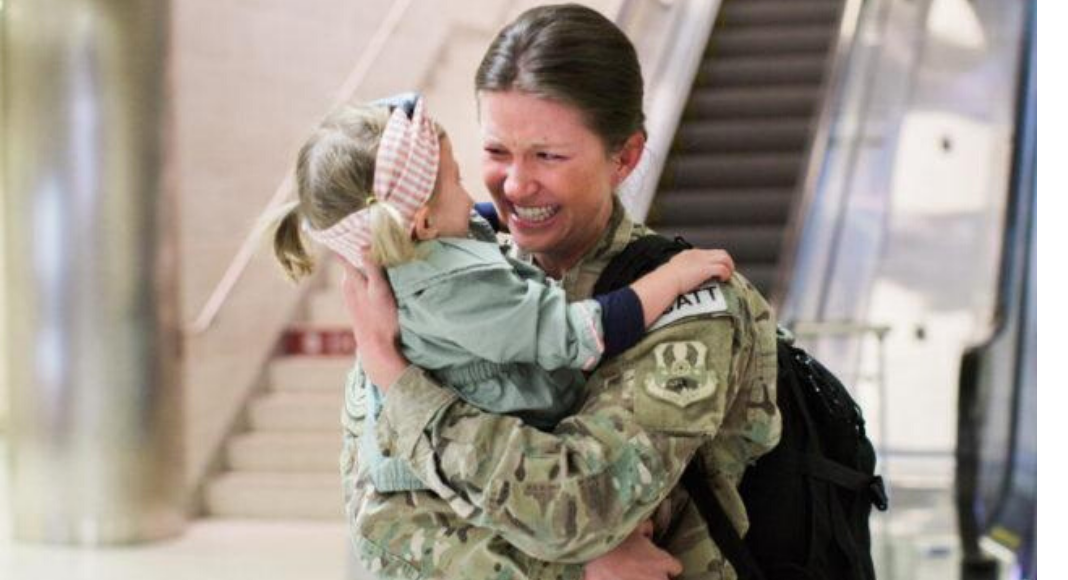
[643,341,718,407]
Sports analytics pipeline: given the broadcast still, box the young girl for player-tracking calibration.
[273,95,732,492]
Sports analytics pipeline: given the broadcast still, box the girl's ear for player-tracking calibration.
[412,205,439,241]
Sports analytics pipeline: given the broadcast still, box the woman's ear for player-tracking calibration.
[412,205,439,241]
[611,132,646,186]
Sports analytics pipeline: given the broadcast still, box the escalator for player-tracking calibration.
[648,0,847,296]
[955,2,1037,577]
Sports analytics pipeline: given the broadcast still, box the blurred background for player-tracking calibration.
[0,0,1038,578]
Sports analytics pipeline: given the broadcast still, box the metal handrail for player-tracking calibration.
[186,0,416,335]
[619,0,721,221]
[772,0,867,311]
[788,320,890,340]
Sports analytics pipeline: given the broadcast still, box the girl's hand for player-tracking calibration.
[665,248,734,294]
[340,257,408,390]
[629,248,736,328]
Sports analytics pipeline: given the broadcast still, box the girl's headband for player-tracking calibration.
[303,95,440,268]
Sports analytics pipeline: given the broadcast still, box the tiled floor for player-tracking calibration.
[0,440,988,580]
[0,519,362,580]
[0,442,372,580]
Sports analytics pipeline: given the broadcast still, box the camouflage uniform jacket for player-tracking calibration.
[342,200,781,579]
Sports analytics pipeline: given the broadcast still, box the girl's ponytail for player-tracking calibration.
[367,201,424,267]
[273,201,315,281]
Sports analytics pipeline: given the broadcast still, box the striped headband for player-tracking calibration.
[303,97,440,268]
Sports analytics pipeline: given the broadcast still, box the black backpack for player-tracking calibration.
[594,234,889,580]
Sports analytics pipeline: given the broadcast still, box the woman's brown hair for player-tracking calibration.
[475,3,645,152]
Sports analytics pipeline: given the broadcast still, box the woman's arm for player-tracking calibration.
[343,260,689,561]
[341,262,408,387]
[344,262,770,562]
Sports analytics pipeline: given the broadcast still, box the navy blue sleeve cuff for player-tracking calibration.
[593,287,645,358]
[474,202,502,232]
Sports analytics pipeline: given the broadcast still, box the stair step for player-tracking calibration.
[710,25,835,57]
[268,356,354,392]
[249,391,342,431]
[282,326,356,356]
[663,153,803,189]
[228,432,342,472]
[698,55,827,88]
[720,1,841,27]
[675,118,810,154]
[205,472,343,520]
[685,86,820,120]
[652,188,795,226]
[654,225,784,264]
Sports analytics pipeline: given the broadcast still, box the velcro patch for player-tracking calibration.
[649,282,728,332]
[643,341,718,407]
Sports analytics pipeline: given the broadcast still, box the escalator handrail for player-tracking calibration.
[772,0,868,310]
[954,0,1036,571]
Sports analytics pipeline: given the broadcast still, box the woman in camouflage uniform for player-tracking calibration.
[343,5,781,580]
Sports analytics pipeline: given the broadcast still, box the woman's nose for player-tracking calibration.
[503,162,535,200]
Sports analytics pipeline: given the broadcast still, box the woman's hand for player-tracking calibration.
[583,520,683,580]
[341,258,408,390]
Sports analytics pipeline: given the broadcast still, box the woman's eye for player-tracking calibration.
[537,152,566,162]
[484,147,507,157]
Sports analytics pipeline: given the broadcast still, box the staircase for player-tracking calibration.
[649,0,846,296]
[204,263,355,520]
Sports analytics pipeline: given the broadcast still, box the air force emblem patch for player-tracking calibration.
[644,341,718,407]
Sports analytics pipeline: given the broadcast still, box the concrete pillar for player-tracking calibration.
[2,0,185,544]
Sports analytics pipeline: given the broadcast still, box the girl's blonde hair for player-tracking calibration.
[273,104,442,280]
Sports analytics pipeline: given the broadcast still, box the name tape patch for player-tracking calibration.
[649,282,728,332]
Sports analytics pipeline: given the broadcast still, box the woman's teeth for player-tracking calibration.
[513,205,559,223]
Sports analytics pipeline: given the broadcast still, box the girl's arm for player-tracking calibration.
[629,248,734,326]
[341,245,736,388]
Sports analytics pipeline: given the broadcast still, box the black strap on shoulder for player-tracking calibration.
[592,234,692,295]
[682,462,768,580]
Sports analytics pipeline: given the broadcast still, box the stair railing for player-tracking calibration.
[186,0,417,336]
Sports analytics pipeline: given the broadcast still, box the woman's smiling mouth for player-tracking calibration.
[511,204,560,224]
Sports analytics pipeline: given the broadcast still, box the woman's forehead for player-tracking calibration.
[478,91,598,147]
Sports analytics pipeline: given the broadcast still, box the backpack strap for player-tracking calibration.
[682,462,768,580]
[592,234,692,296]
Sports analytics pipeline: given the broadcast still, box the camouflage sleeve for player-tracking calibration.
[377,315,747,563]
[350,486,587,580]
